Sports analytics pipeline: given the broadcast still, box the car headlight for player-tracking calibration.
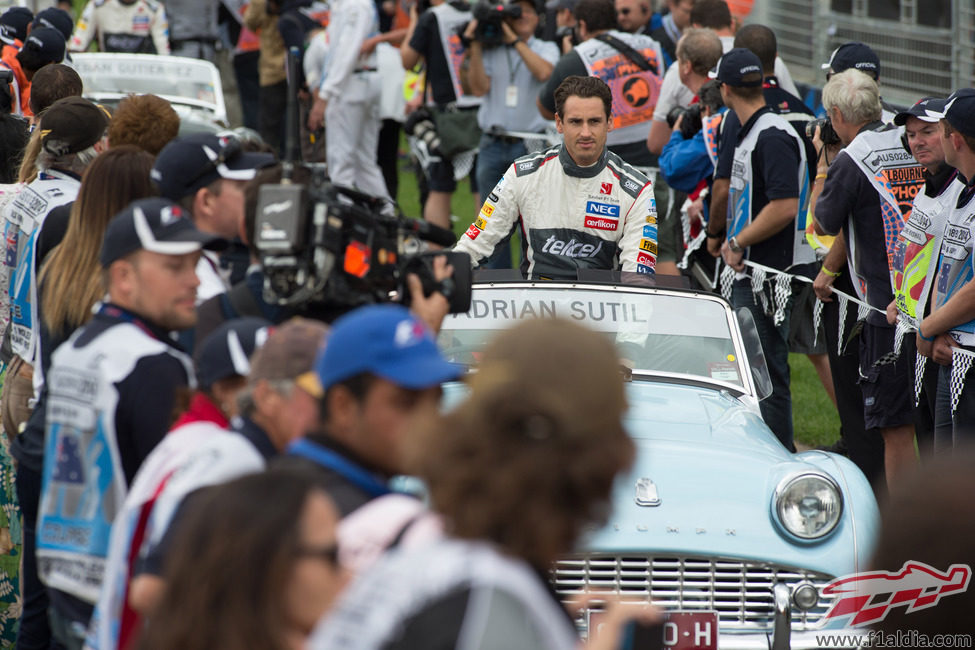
[774,473,842,539]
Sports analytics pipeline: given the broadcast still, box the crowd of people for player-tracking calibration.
[0,0,970,647]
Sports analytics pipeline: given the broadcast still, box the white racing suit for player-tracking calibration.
[454,145,658,279]
[70,0,170,54]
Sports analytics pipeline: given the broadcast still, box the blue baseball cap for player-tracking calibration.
[929,88,975,139]
[303,304,461,397]
[196,317,272,389]
[821,42,880,80]
[711,48,764,88]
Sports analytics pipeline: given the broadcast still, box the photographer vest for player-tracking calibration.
[576,30,664,147]
[4,170,79,369]
[36,319,192,604]
[728,110,813,269]
[432,2,481,108]
[843,127,925,301]
[934,183,975,345]
[892,171,962,321]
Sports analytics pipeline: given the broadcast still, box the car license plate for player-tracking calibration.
[588,610,718,649]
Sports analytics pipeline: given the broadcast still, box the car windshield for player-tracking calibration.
[73,55,219,108]
[439,285,745,389]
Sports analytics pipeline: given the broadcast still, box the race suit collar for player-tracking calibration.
[558,144,608,179]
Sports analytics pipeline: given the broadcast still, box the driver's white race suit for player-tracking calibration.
[70,0,170,54]
[454,145,657,279]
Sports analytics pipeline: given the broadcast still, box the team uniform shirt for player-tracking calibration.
[3,169,80,378]
[408,3,480,107]
[37,305,191,621]
[892,165,962,322]
[539,31,664,165]
[454,145,657,279]
[933,180,975,346]
[308,538,579,650]
[727,106,809,271]
[478,36,559,134]
[85,398,264,650]
[70,0,170,54]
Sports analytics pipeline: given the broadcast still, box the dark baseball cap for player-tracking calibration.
[196,317,272,389]
[893,97,947,127]
[39,96,110,156]
[928,88,975,139]
[711,48,764,88]
[151,133,276,202]
[100,197,226,267]
[32,8,73,42]
[22,26,65,65]
[0,7,32,45]
[821,42,880,80]
[299,304,460,399]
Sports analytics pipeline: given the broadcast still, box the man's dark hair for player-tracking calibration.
[733,24,777,74]
[28,63,82,115]
[573,0,616,33]
[725,84,764,102]
[16,47,51,75]
[689,0,731,29]
[554,75,612,119]
[319,372,377,424]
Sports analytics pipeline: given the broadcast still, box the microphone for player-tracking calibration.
[403,219,457,248]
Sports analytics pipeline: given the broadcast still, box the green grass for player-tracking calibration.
[395,159,837,449]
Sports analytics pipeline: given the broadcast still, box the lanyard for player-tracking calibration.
[505,42,523,85]
[288,438,391,498]
[98,303,160,341]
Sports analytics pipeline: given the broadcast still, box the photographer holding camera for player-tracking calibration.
[812,69,925,488]
[464,0,558,268]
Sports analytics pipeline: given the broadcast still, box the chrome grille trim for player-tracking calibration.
[552,555,835,631]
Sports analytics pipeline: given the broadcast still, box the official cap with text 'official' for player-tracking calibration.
[928,88,975,140]
[821,42,880,80]
[32,8,73,42]
[0,7,32,45]
[893,97,947,127]
[299,304,461,399]
[710,48,763,88]
[21,26,65,65]
[100,198,226,268]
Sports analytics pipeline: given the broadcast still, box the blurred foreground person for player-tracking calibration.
[139,468,344,650]
[870,448,975,637]
[309,318,640,649]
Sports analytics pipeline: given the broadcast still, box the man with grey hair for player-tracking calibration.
[812,68,925,488]
[0,96,108,440]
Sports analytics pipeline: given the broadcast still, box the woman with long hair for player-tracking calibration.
[139,468,345,650]
[39,145,157,344]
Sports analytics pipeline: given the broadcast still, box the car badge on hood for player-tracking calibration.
[635,478,660,506]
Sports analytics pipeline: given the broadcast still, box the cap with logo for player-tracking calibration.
[196,317,272,389]
[32,8,73,42]
[0,7,32,45]
[821,42,880,80]
[100,197,227,267]
[893,97,947,127]
[711,48,764,88]
[151,133,276,202]
[22,26,65,65]
[298,304,460,399]
[928,88,975,140]
[39,96,110,157]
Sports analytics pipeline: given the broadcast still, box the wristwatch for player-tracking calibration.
[728,236,743,254]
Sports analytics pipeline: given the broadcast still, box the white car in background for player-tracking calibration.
[71,52,228,135]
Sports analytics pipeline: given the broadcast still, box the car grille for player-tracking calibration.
[552,555,835,632]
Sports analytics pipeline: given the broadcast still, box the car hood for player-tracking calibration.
[580,381,878,578]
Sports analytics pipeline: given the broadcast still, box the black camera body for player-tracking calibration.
[254,170,472,316]
[470,0,521,47]
[806,117,840,146]
[665,80,724,140]
[403,107,443,156]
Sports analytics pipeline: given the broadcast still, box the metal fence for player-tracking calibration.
[762,0,968,106]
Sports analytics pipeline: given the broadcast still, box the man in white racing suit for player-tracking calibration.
[455,75,657,280]
[70,0,169,54]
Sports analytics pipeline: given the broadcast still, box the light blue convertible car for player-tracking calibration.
[438,280,879,650]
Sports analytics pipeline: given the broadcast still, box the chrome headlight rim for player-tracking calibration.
[772,471,844,542]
